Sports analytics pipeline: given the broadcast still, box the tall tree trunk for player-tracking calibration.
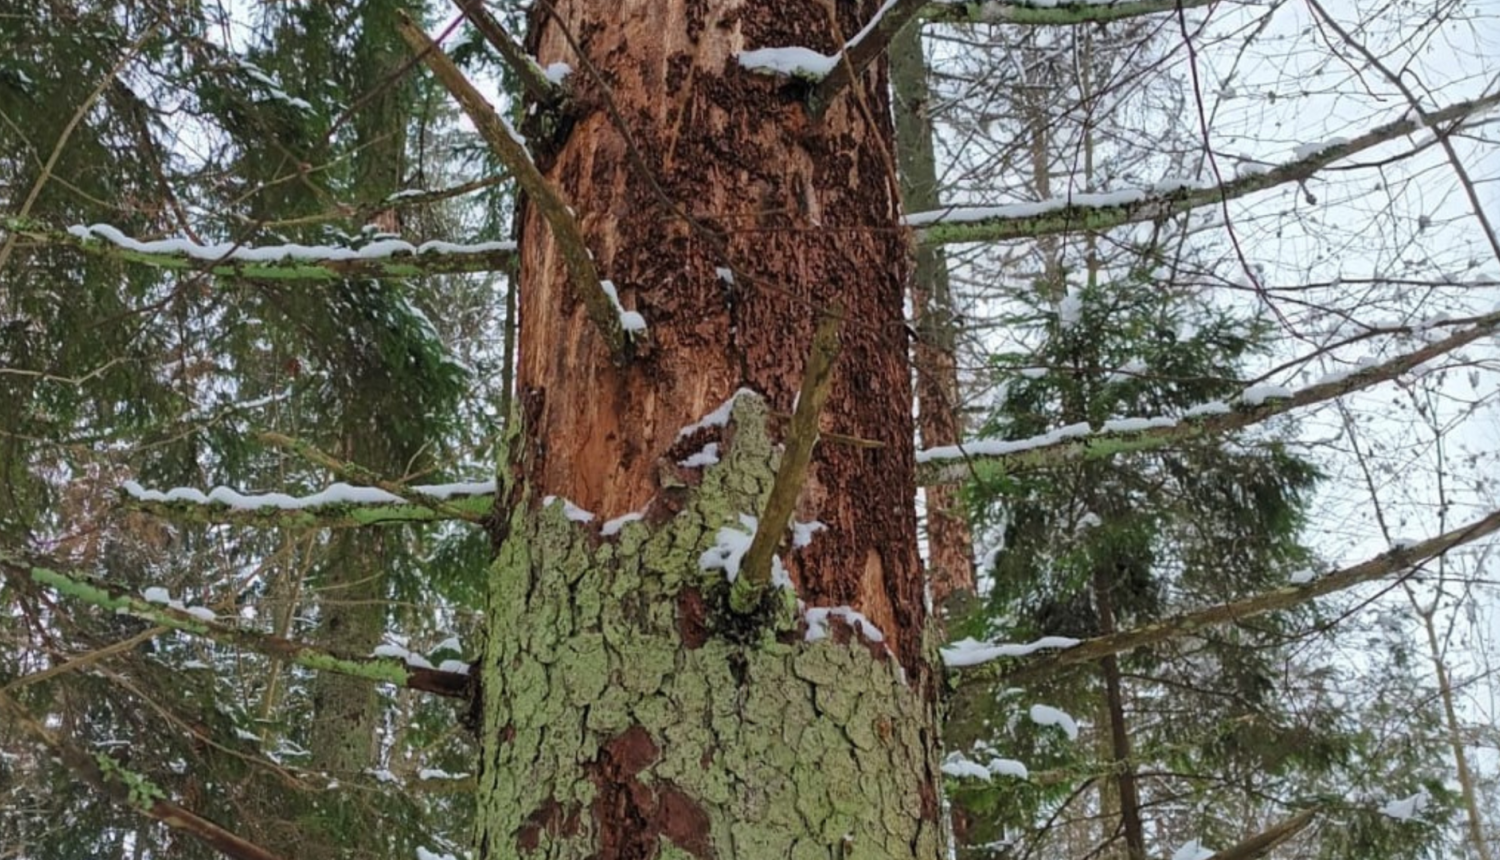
[890,21,975,614]
[476,1,944,856]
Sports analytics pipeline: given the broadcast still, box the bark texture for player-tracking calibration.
[515,0,927,670]
[479,397,943,859]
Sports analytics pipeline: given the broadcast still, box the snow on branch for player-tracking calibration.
[909,89,1500,246]
[396,12,642,363]
[0,219,517,281]
[921,0,1217,26]
[953,506,1500,686]
[121,477,494,529]
[452,0,565,105]
[0,554,472,700]
[915,306,1500,485]
[0,685,290,860]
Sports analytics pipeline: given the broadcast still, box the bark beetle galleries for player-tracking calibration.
[519,0,927,676]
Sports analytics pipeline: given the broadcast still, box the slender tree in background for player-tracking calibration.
[3,1,1500,860]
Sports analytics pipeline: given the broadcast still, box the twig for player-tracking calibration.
[810,0,927,117]
[732,311,844,612]
[395,11,638,363]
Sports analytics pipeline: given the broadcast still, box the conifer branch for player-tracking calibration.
[921,0,1217,25]
[396,12,640,363]
[733,312,843,612]
[0,219,517,281]
[959,507,1500,687]
[1,555,472,700]
[120,490,492,529]
[912,90,1500,246]
[453,0,563,105]
[917,306,1500,485]
[0,688,287,860]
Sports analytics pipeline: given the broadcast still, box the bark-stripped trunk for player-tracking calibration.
[890,21,975,614]
[476,1,944,857]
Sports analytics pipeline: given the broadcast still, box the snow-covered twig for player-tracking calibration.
[259,431,486,524]
[396,12,641,363]
[910,90,1500,246]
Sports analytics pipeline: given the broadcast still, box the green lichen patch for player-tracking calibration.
[476,392,944,859]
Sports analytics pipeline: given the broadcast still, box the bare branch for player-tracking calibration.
[911,90,1500,247]
[396,11,640,363]
[734,312,843,611]
[0,687,290,860]
[917,307,1500,485]
[921,0,1217,25]
[959,507,1500,687]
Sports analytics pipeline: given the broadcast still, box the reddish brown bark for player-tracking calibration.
[517,0,927,673]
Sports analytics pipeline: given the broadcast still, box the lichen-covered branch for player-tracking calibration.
[396,12,638,363]
[734,312,842,611]
[2,555,471,699]
[0,688,288,860]
[912,90,1500,246]
[453,0,563,105]
[916,307,1500,485]
[1,218,516,281]
[920,0,1216,26]
[961,507,1500,687]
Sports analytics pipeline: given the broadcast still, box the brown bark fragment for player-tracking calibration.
[587,725,714,860]
[676,587,710,649]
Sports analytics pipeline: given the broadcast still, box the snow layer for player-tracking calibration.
[1028,704,1080,740]
[804,606,885,643]
[941,635,1080,667]
[737,47,837,79]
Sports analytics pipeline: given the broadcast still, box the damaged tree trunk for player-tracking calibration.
[476,1,945,858]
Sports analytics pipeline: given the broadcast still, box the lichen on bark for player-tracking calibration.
[477,394,944,860]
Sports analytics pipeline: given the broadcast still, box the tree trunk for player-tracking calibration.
[890,20,976,615]
[476,1,944,856]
